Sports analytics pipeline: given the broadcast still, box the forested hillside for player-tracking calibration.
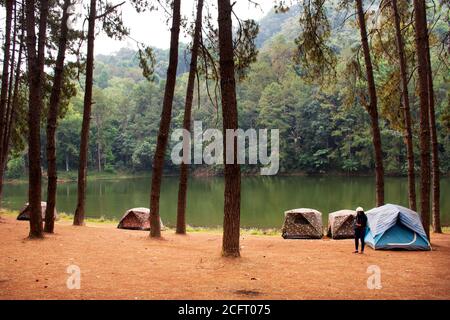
[6,4,449,178]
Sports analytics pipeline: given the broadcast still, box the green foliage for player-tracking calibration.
[234,19,260,80]
[132,141,154,170]
[56,107,82,171]
[5,2,449,178]
[137,46,156,81]
[294,0,337,84]
[5,156,25,179]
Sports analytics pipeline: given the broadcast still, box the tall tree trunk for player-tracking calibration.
[356,0,384,206]
[176,0,204,235]
[392,0,416,211]
[413,0,431,240]
[25,0,49,238]
[0,0,13,145]
[0,0,13,206]
[45,0,71,233]
[96,115,102,172]
[3,0,17,165]
[2,6,25,181]
[4,38,24,171]
[74,0,97,226]
[425,20,441,233]
[148,0,181,238]
[0,2,24,185]
[0,0,16,204]
[218,0,241,257]
[0,2,18,151]
[97,140,102,172]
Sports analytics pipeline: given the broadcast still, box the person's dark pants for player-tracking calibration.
[354,228,365,252]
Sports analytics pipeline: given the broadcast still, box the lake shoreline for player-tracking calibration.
[3,174,450,228]
[0,209,281,236]
[6,169,449,184]
[2,209,448,236]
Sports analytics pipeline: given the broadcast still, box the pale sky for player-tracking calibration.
[95,0,275,54]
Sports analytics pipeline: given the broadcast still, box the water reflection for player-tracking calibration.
[2,175,449,228]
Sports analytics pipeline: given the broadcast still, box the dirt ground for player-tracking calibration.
[0,215,449,300]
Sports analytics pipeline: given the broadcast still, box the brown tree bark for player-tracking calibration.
[148,0,181,238]
[74,0,97,226]
[25,0,49,238]
[3,38,23,174]
[218,0,241,257]
[0,0,13,205]
[392,0,416,211]
[45,0,71,233]
[2,4,24,182]
[176,0,204,235]
[3,0,17,162]
[425,20,441,233]
[0,0,13,141]
[356,0,385,207]
[413,0,431,240]
[2,1,16,159]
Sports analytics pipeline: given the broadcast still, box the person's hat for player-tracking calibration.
[356,207,364,212]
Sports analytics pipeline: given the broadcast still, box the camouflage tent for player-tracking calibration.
[17,202,58,221]
[281,208,323,239]
[327,209,356,239]
[117,208,165,231]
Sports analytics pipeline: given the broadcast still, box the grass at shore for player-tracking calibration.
[9,171,450,184]
[57,170,151,182]
[2,208,448,236]
[0,209,281,236]
[5,170,151,184]
[2,208,448,235]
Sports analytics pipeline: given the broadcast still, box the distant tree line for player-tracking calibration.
[6,5,449,179]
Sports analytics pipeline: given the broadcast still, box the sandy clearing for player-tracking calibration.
[0,216,449,300]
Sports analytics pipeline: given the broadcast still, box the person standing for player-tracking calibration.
[354,207,368,254]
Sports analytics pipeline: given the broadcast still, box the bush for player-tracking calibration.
[66,171,78,180]
[104,164,116,174]
[341,159,360,172]
[6,156,25,179]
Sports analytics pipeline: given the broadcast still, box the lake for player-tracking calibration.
[2,175,449,228]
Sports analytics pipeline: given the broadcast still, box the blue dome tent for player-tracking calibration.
[364,204,431,250]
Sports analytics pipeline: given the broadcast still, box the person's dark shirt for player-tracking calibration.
[354,211,367,230]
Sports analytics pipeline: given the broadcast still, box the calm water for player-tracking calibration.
[2,176,449,228]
